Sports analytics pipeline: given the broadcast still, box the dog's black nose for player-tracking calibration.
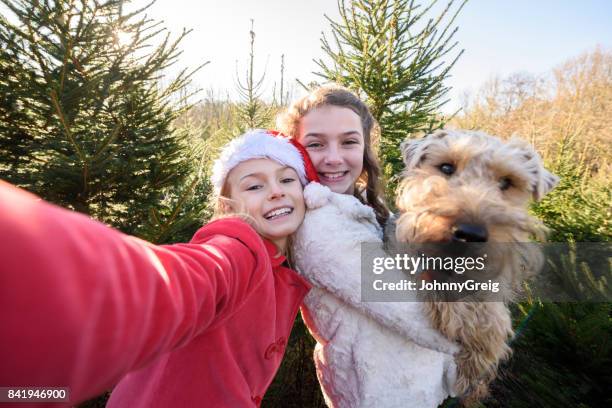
[452,223,488,242]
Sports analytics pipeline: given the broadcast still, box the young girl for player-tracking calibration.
[0,129,317,407]
[277,85,460,407]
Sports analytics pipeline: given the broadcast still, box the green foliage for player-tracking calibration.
[531,137,611,243]
[483,301,612,408]
[543,244,611,302]
[0,0,207,241]
[490,245,612,407]
[316,0,466,194]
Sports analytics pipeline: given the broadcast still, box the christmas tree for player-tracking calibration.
[0,0,208,242]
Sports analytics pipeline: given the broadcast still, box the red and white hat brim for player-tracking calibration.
[211,129,309,195]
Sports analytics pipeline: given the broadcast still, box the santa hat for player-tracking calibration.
[211,129,319,195]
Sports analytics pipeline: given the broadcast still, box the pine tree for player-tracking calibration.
[0,0,208,241]
[235,19,272,131]
[316,0,466,195]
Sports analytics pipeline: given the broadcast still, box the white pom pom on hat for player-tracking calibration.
[211,129,319,195]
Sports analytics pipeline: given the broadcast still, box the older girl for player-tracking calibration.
[277,86,459,408]
[277,84,389,227]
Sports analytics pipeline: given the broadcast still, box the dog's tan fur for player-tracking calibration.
[389,129,558,405]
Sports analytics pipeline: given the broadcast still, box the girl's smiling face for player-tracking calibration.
[297,105,365,195]
[226,159,305,252]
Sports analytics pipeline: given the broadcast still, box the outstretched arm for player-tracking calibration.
[0,180,268,404]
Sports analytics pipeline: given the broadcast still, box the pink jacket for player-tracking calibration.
[0,180,311,407]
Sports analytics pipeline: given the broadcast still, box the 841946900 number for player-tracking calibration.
[0,387,69,402]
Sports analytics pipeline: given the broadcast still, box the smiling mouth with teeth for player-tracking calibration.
[264,207,294,220]
[320,171,349,180]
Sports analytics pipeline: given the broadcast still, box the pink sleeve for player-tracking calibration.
[0,180,268,404]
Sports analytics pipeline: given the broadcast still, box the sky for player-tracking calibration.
[9,0,612,113]
[128,0,610,113]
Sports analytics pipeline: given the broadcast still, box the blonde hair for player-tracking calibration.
[276,84,390,227]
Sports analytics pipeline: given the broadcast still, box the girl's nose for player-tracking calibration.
[268,182,286,200]
[324,145,343,166]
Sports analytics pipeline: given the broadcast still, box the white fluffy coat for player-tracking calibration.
[293,183,459,408]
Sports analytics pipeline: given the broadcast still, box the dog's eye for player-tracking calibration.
[499,177,513,191]
[438,163,455,175]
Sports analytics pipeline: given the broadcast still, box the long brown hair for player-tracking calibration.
[276,84,390,227]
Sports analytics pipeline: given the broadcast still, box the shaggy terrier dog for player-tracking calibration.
[387,129,559,404]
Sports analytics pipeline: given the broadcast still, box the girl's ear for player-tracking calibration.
[215,196,234,215]
[221,200,233,213]
[217,183,235,213]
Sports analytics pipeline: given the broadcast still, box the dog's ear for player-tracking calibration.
[507,137,559,201]
[512,139,559,201]
[400,137,429,170]
[400,139,420,167]
[400,130,447,169]
[533,167,559,201]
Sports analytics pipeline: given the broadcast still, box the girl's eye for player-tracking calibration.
[306,143,322,149]
[343,139,359,145]
[246,185,262,191]
[499,177,513,191]
[281,177,296,183]
[438,163,455,175]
